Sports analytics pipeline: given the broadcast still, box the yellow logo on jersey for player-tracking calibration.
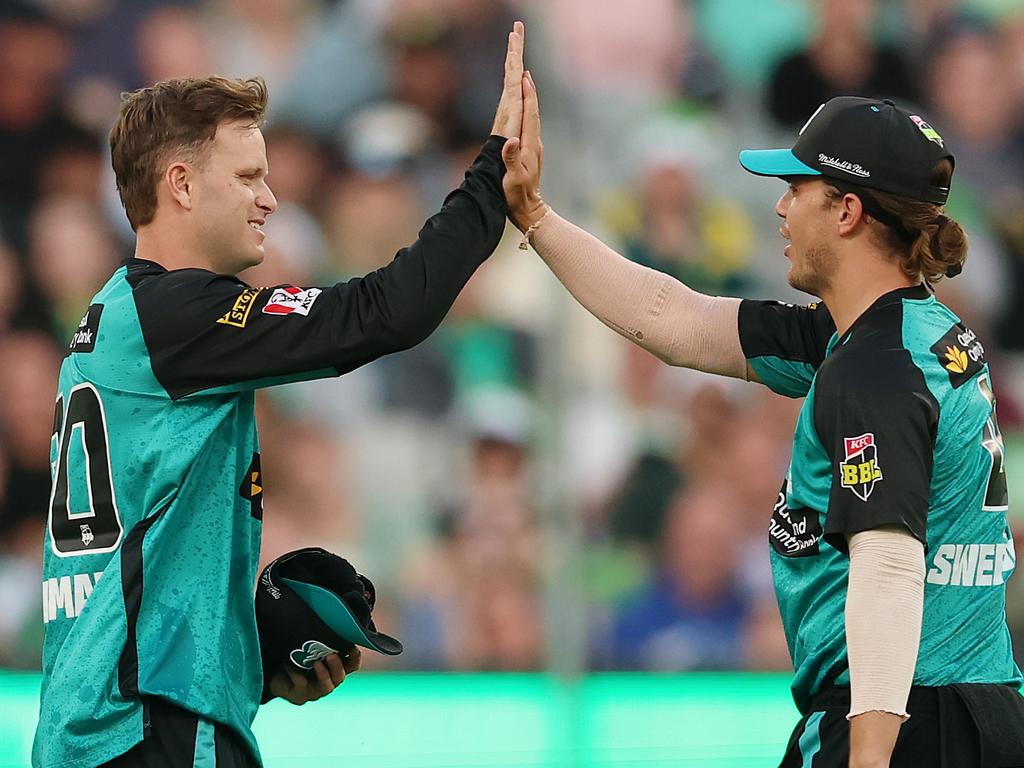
[839,433,883,501]
[217,288,263,328]
[944,345,969,374]
[841,459,882,488]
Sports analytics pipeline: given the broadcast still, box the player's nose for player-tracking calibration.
[257,181,278,216]
[775,190,791,220]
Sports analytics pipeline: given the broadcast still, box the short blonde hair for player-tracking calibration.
[110,76,268,231]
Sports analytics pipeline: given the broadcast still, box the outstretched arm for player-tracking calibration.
[503,72,751,379]
[530,213,748,377]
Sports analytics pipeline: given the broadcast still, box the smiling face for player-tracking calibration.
[188,119,277,275]
[774,177,839,298]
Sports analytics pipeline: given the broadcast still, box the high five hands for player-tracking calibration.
[491,21,548,234]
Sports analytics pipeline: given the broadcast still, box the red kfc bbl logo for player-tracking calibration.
[839,432,883,501]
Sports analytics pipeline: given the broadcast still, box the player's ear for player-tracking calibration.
[165,162,194,212]
[836,192,864,236]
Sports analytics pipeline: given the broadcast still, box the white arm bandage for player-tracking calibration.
[529,211,748,379]
[845,527,925,721]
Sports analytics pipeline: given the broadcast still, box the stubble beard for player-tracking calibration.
[787,238,837,298]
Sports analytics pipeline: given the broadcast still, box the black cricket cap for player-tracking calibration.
[255,547,403,701]
[739,96,954,204]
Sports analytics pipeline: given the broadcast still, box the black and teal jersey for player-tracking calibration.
[739,284,1021,714]
[33,137,507,768]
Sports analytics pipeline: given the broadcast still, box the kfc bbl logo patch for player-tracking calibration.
[909,115,944,147]
[839,433,883,501]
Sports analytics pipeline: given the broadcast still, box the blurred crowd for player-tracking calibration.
[2,0,1024,676]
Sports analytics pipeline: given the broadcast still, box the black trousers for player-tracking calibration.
[99,698,254,768]
[778,684,1024,768]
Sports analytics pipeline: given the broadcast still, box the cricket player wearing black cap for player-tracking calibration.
[500,76,1024,768]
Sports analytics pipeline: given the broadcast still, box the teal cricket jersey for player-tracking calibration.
[739,284,1022,714]
[33,137,507,768]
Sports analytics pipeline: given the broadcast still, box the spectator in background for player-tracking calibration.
[28,195,122,341]
[400,388,543,670]
[924,14,1024,351]
[0,4,77,249]
[767,0,917,129]
[608,483,753,670]
[1003,9,1024,104]
[621,159,755,298]
[207,0,321,101]
[256,396,360,571]
[0,332,63,669]
[383,9,476,151]
[926,14,1024,204]
[136,4,217,85]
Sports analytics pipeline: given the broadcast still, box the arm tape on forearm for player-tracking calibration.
[846,527,925,721]
[530,211,748,378]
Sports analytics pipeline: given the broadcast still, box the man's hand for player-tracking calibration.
[502,70,546,232]
[269,648,362,705]
[849,710,901,768]
[490,21,525,139]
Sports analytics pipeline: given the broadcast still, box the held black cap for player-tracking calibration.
[255,547,403,702]
[739,96,954,204]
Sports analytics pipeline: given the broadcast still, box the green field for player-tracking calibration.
[4,671,799,767]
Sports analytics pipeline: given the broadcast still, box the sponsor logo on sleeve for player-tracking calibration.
[262,286,322,317]
[68,304,104,353]
[290,639,339,670]
[240,453,263,520]
[839,433,883,501]
[931,323,985,387]
[769,484,822,557]
[217,287,263,328]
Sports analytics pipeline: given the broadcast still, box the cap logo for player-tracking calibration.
[910,115,944,147]
[290,639,338,669]
[818,154,870,178]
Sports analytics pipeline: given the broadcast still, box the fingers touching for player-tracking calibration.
[522,70,541,159]
[491,21,526,138]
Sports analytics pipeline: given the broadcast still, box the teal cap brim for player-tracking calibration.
[739,148,820,178]
[282,577,403,656]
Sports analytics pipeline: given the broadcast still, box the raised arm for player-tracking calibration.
[502,72,749,379]
[530,212,748,377]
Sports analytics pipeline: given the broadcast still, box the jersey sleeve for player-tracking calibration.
[813,351,939,553]
[738,299,837,398]
[130,136,508,400]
